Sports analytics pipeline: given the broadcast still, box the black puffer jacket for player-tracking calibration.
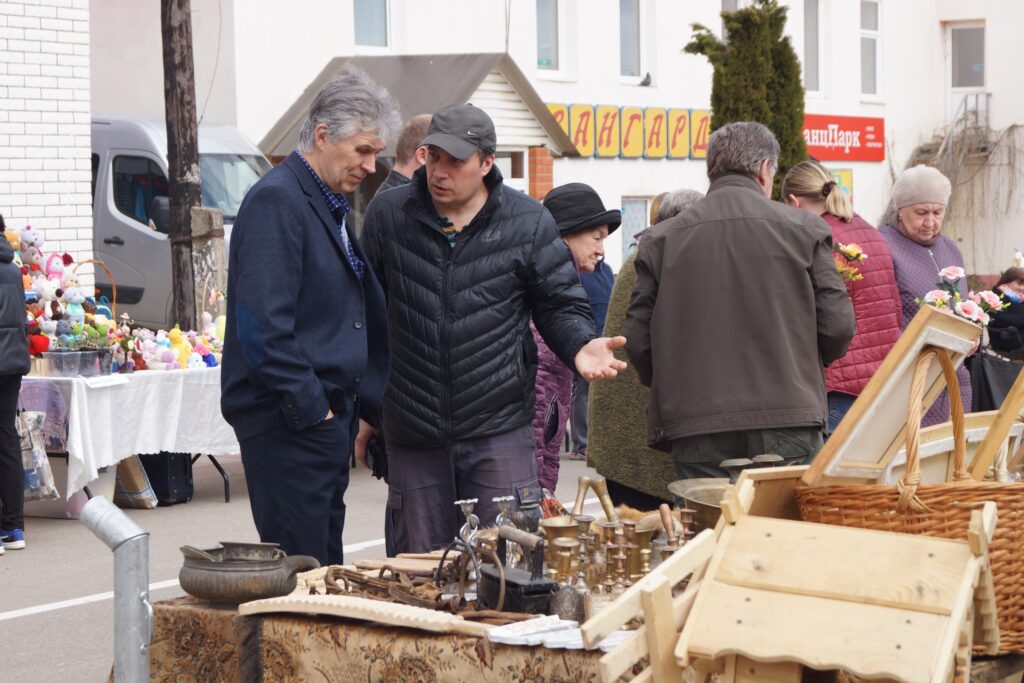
[0,240,29,376]
[362,166,595,446]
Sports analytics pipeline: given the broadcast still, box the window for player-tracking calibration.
[112,156,169,233]
[198,154,272,223]
[620,198,649,255]
[354,0,388,48]
[860,0,879,96]
[620,0,641,77]
[537,0,559,70]
[951,25,984,88]
[803,0,820,91]
[90,153,99,205]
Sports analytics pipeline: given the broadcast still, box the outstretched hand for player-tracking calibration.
[574,336,628,381]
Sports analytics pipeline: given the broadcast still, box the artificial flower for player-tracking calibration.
[939,266,966,282]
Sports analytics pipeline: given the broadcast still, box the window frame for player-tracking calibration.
[859,0,882,101]
[620,196,650,256]
[111,154,171,234]
[803,0,821,94]
[536,0,561,72]
[619,0,644,82]
[353,0,391,52]
[947,22,985,91]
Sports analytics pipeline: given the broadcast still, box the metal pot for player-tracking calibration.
[667,478,729,532]
[178,542,320,605]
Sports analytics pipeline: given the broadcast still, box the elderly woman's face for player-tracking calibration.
[897,203,945,246]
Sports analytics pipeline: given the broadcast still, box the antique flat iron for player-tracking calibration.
[477,525,557,614]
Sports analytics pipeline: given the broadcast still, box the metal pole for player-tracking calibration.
[80,496,152,683]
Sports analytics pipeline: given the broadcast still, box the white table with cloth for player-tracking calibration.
[21,367,239,498]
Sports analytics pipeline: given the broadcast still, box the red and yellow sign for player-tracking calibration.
[594,105,620,158]
[547,103,569,137]
[803,114,885,162]
[569,104,595,157]
[643,108,668,158]
[690,109,711,160]
[620,106,644,158]
[667,109,691,159]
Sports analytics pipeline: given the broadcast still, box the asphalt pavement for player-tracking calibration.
[0,452,597,682]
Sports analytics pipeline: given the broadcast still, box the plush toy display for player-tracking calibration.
[15,224,231,376]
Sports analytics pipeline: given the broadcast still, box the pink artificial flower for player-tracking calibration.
[968,292,981,304]
[954,299,984,322]
[923,290,951,305]
[939,266,966,282]
[979,290,1003,310]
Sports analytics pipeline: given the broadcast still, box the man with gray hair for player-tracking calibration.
[624,121,854,478]
[221,66,400,564]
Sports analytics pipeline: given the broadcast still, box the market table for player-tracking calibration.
[144,596,603,682]
[21,367,238,498]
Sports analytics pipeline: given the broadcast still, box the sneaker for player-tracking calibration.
[0,529,24,550]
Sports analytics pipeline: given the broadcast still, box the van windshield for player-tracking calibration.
[199,153,272,223]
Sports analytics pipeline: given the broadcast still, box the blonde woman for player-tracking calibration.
[783,160,902,432]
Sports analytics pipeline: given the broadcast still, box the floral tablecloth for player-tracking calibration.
[145,596,604,683]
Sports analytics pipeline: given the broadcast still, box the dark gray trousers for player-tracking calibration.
[670,426,824,480]
[570,375,589,455]
[384,425,540,555]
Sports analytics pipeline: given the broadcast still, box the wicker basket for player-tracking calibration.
[73,259,117,319]
[797,346,1024,653]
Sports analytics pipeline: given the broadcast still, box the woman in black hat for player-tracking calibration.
[532,183,620,493]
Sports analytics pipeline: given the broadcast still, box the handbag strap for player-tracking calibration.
[897,346,969,513]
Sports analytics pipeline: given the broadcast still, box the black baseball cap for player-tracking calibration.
[420,104,497,159]
[543,183,621,236]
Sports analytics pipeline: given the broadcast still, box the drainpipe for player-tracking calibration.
[80,496,152,683]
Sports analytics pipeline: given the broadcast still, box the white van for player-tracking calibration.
[91,117,271,328]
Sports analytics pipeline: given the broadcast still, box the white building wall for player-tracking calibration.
[90,0,1024,275]
[0,0,93,286]
[90,0,237,126]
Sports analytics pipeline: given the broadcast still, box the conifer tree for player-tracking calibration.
[685,0,807,197]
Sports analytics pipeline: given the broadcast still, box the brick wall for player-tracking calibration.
[0,0,92,287]
[528,146,553,201]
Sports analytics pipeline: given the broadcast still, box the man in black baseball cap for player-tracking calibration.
[361,104,627,555]
[420,103,497,159]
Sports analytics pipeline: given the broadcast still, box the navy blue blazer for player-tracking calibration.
[221,152,389,441]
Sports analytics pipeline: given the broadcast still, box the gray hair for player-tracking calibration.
[706,121,780,181]
[654,189,705,224]
[297,65,401,151]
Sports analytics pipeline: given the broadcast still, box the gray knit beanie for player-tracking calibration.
[892,165,951,209]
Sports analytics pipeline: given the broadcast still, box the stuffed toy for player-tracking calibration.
[46,253,72,284]
[32,275,61,318]
[195,342,218,367]
[167,327,193,363]
[55,319,74,347]
[186,352,205,369]
[21,245,43,275]
[26,320,49,356]
[4,229,19,253]
[19,225,42,251]
[60,271,86,325]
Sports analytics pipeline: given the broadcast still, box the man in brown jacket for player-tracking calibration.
[624,122,855,479]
